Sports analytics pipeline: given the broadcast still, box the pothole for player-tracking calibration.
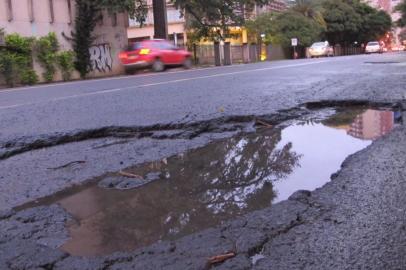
[19,106,402,257]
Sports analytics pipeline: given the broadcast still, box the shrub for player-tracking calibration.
[35,32,59,82]
[5,33,34,54]
[20,68,39,85]
[56,51,75,81]
[0,33,37,87]
[0,51,18,87]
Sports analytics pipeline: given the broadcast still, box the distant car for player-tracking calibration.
[365,41,383,54]
[309,41,334,57]
[119,39,192,73]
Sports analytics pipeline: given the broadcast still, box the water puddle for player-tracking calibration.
[25,107,401,256]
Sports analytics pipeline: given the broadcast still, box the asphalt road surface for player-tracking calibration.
[1,53,406,270]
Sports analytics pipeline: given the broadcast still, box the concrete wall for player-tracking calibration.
[0,0,128,83]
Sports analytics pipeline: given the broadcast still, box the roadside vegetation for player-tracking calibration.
[244,0,392,48]
[0,30,75,87]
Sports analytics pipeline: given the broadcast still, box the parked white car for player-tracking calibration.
[365,41,383,54]
[309,41,334,57]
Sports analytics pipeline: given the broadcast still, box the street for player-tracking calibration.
[1,53,406,269]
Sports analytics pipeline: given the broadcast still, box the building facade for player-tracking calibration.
[348,110,394,140]
[127,0,186,46]
[0,0,129,81]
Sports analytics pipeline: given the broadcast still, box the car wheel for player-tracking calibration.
[183,57,192,69]
[152,59,164,72]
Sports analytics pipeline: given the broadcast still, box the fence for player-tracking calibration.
[191,43,365,67]
[333,46,363,56]
[192,43,271,65]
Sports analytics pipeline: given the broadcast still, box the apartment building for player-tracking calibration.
[0,0,129,80]
[127,0,186,46]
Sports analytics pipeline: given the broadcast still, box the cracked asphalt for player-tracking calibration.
[1,53,406,269]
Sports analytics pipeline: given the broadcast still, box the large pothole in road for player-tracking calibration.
[21,107,402,257]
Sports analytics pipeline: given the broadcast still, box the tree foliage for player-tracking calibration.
[245,0,392,47]
[354,4,392,44]
[245,13,277,44]
[273,11,324,47]
[322,0,391,45]
[172,0,270,41]
[321,0,362,45]
[291,0,326,28]
[246,11,323,47]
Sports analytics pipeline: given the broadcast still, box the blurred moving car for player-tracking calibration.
[365,41,383,54]
[309,41,334,57]
[119,39,192,73]
[390,44,405,52]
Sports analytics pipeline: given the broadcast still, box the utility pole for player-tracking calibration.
[152,0,168,39]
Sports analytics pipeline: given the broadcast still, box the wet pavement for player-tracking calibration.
[1,53,406,270]
[18,107,399,257]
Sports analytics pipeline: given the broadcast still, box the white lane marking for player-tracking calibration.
[0,60,327,110]
[0,62,263,93]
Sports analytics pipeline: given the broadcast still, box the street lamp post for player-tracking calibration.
[152,0,168,39]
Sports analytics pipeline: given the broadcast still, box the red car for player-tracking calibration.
[119,39,192,73]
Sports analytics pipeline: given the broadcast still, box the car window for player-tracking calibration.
[126,42,142,51]
[367,42,379,46]
[312,42,327,47]
[158,41,176,50]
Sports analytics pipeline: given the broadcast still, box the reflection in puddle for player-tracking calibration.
[35,108,400,256]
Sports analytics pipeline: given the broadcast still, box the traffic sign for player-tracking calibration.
[291,38,298,47]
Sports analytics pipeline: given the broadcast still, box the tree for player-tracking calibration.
[68,0,148,78]
[291,0,326,28]
[273,11,324,47]
[351,1,392,44]
[246,10,323,47]
[322,0,391,45]
[172,0,271,41]
[153,0,168,39]
[321,0,362,45]
[245,13,277,45]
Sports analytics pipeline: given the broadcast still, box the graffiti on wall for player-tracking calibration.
[89,44,113,72]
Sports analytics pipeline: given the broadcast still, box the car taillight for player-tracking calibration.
[139,48,150,55]
[119,52,127,59]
